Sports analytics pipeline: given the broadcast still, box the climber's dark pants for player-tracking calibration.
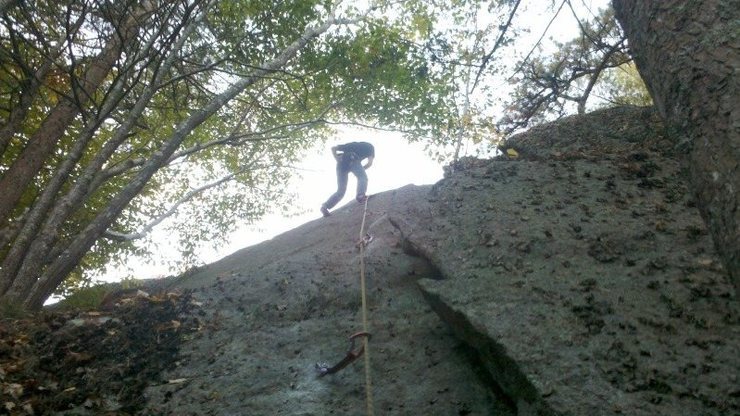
[323,159,367,210]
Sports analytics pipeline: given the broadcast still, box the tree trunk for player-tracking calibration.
[0,24,83,158]
[612,0,739,293]
[0,0,18,15]
[9,12,341,310]
[0,5,196,305]
[0,5,179,299]
[0,86,124,297]
[0,62,49,157]
[0,3,152,226]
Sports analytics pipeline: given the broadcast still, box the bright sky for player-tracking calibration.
[211,128,445,257]
[99,0,611,283]
[99,128,445,283]
[195,0,613,261]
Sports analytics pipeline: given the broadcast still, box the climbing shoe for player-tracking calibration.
[356,194,368,203]
[320,205,331,217]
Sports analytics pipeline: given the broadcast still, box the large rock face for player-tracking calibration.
[396,106,738,415]
[613,0,740,295]
[143,185,511,415]
[141,106,737,415]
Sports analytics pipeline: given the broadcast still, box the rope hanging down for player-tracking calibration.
[357,196,374,416]
[314,197,374,416]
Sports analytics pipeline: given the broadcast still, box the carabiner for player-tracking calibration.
[356,233,374,250]
[315,331,371,377]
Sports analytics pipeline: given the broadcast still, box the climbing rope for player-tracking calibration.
[357,196,374,416]
[316,198,375,416]
[314,196,375,415]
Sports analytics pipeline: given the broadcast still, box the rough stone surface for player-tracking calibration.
[396,106,739,415]
[142,185,512,415]
[135,105,738,415]
[613,0,740,295]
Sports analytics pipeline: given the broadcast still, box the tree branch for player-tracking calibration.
[24,8,350,308]
[104,156,262,241]
[0,2,210,302]
[508,0,567,81]
[471,0,521,91]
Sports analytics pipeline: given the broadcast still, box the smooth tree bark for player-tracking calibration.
[613,0,739,293]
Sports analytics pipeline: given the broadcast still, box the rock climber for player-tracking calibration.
[320,141,375,217]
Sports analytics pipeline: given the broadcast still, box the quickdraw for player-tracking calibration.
[315,331,371,377]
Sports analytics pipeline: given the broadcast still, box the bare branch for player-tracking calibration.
[104,156,262,241]
[0,2,211,302]
[95,101,339,183]
[508,0,567,81]
[471,0,521,91]
[0,5,86,156]
[0,0,157,227]
[24,9,349,308]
